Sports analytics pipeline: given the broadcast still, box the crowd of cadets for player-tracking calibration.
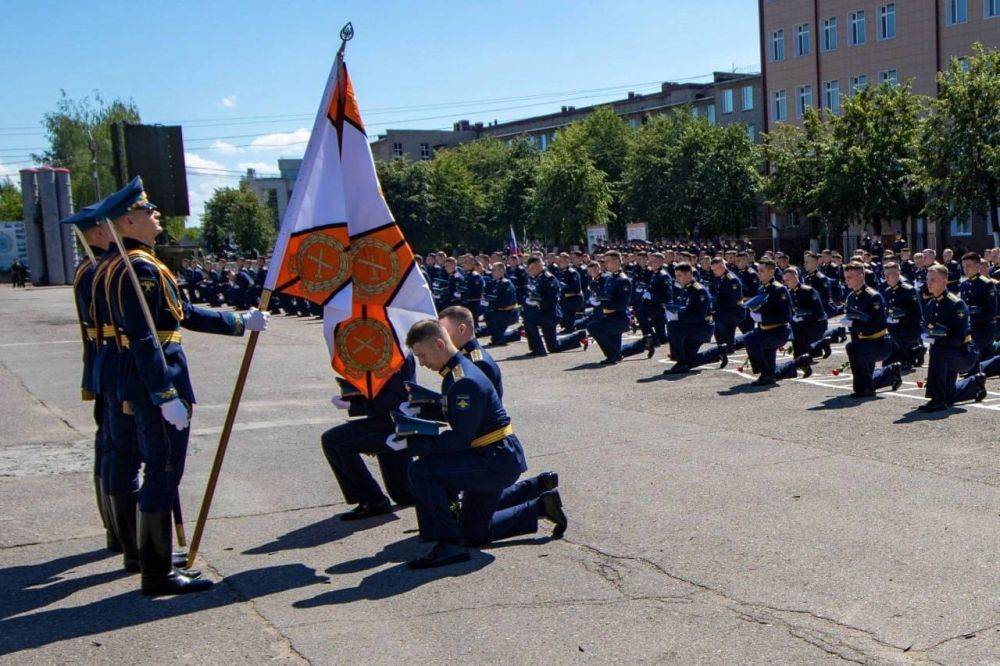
[417,240,1000,413]
[177,255,322,316]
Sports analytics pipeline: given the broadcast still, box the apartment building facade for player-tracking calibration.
[760,0,1000,253]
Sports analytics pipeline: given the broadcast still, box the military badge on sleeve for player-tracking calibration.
[455,395,471,411]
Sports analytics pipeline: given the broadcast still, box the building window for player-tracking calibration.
[392,143,403,158]
[988,0,1000,18]
[878,69,898,86]
[794,24,811,56]
[796,85,813,118]
[947,0,968,24]
[746,124,756,142]
[787,212,800,227]
[707,105,716,124]
[878,4,896,39]
[742,85,754,111]
[722,89,734,114]
[822,17,838,51]
[851,74,869,93]
[628,117,640,129]
[419,143,431,160]
[850,10,867,45]
[773,90,787,122]
[771,29,785,61]
[539,134,548,150]
[950,214,972,236]
[958,57,971,72]
[823,80,841,114]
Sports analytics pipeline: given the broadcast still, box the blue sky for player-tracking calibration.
[0,1,760,223]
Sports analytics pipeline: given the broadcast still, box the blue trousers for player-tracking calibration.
[484,310,520,346]
[790,320,827,358]
[103,396,141,497]
[132,397,189,514]
[320,418,413,506]
[980,354,1000,378]
[670,323,717,367]
[846,337,894,394]
[743,325,790,379]
[886,325,923,368]
[927,344,981,405]
[408,441,531,545]
[972,325,996,363]
[559,304,582,331]
[525,312,582,355]
[587,315,628,361]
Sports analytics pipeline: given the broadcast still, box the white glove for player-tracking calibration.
[160,398,190,431]
[589,296,600,306]
[886,317,899,325]
[242,307,270,332]
[665,310,679,322]
[792,315,802,323]
[642,291,652,301]
[385,434,407,451]
[330,395,351,410]
[749,312,762,323]
[480,300,488,308]
[398,401,419,417]
[526,299,540,307]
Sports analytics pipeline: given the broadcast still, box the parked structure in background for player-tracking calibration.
[759,0,1000,253]
[18,167,77,285]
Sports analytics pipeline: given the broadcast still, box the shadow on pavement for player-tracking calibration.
[564,361,610,371]
[296,543,493,607]
[0,549,126,621]
[716,383,776,396]
[243,512,400,555]
[0,564,327,657]
[636,369,702,384]
[806,395,879,410]
[894,406,965,423]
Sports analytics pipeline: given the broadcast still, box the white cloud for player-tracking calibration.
[0,162,19,182]
[237,161,277,175]
[220,95,238,108]
[249,128,310,152]
[184,152,227,172]
[209,139,242,154]
[186,175,232,226]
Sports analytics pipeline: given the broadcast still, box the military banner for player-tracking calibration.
[264,49,436,398]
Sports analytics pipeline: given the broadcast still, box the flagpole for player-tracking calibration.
[186,23,354,570]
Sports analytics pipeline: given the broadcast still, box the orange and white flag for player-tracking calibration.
[265,50,436,398]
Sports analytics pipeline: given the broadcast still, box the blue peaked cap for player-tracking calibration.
[93,175,157,222]
[60,203,102,231]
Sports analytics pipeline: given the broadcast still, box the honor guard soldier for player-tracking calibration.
[101,177,271,595]
[556,253,584,332]
[523,257,587,356]
[661,263,721,374]
[842,262,903,399]
[741,258,791,386]
[323,356,416,520]
[63,205,118,553]
[402,320,566,569]
[586,251,632,364]
[482,262,521,346]
[882,262,926,370]
[959,253,998,363]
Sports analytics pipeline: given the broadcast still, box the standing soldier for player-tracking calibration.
[101,177,271,595]
[919,264,987,411]
[62,205,118,553]
[522,257,587,356]
[842,262,903,399]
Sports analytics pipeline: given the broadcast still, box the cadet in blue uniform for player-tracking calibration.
[586,251,632,364]
[402,320,566,569]
[523,257,587,356]
[736,252,760,333]
[556,253,584,332]
[960,252,998,363]
[323,356,416,520]
[707,257,746,354]
[842,262,902,398]
[482,262,521,346]
[101,177,271,595]
[661,263,721,374]
[741,259,792,386]
[919,264,987,411]
[773,267,829,380]
[882,262,925,370]
[63,205,118,553]
[641,253,673,354]
[458,255,486,325]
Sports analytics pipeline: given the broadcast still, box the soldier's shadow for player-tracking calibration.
[715,382,776,396]
[564,361,610,371]
[806,395,879,410]
[244,512,400,555]
[894,406,966,423]
[0,563,327,656]
[0,549,126,621]
[636,370,702,383]
[296,539,493,607]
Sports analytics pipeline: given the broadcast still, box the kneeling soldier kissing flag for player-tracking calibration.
[187,23,436,566]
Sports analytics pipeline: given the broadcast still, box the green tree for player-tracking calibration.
[820,82,925,235]
[921,44,1000,241]
[427,149,488,250]
[531,128,612,246]
[377,158,435,251]
[0,178,22,221]
[576,106,634,238]
[33,90,141,212]
[201,186,275,255]
[763,107,831,240]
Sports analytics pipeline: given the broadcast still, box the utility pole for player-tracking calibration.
[88,129,101,199]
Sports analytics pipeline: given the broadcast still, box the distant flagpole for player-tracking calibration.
[187,23,355,570]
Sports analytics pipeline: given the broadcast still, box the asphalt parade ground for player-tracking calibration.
[1,286,998,664]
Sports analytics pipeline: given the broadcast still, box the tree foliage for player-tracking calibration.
[0,178,22,221]
[201,186,275,255]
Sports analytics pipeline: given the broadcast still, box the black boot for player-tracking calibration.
[97,477,122,553]
[889,363,903,391]
[912,345,926,368]
[537,471,559,493]
[108,493,140,573]
[537,490,568,538]
[795,354,813,378]
[139,511,213,596]
[820,338,832,359]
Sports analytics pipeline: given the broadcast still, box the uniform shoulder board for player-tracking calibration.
[900,282,913,290]
[469,348,484,362]
[451,365,465,380]
[619,271,628,278]
[691,281,703,290]
[800,284,813,291]
[946,292,961,303]
[865,286,878,296]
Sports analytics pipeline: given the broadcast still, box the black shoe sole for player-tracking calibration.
[407,552,472,570]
